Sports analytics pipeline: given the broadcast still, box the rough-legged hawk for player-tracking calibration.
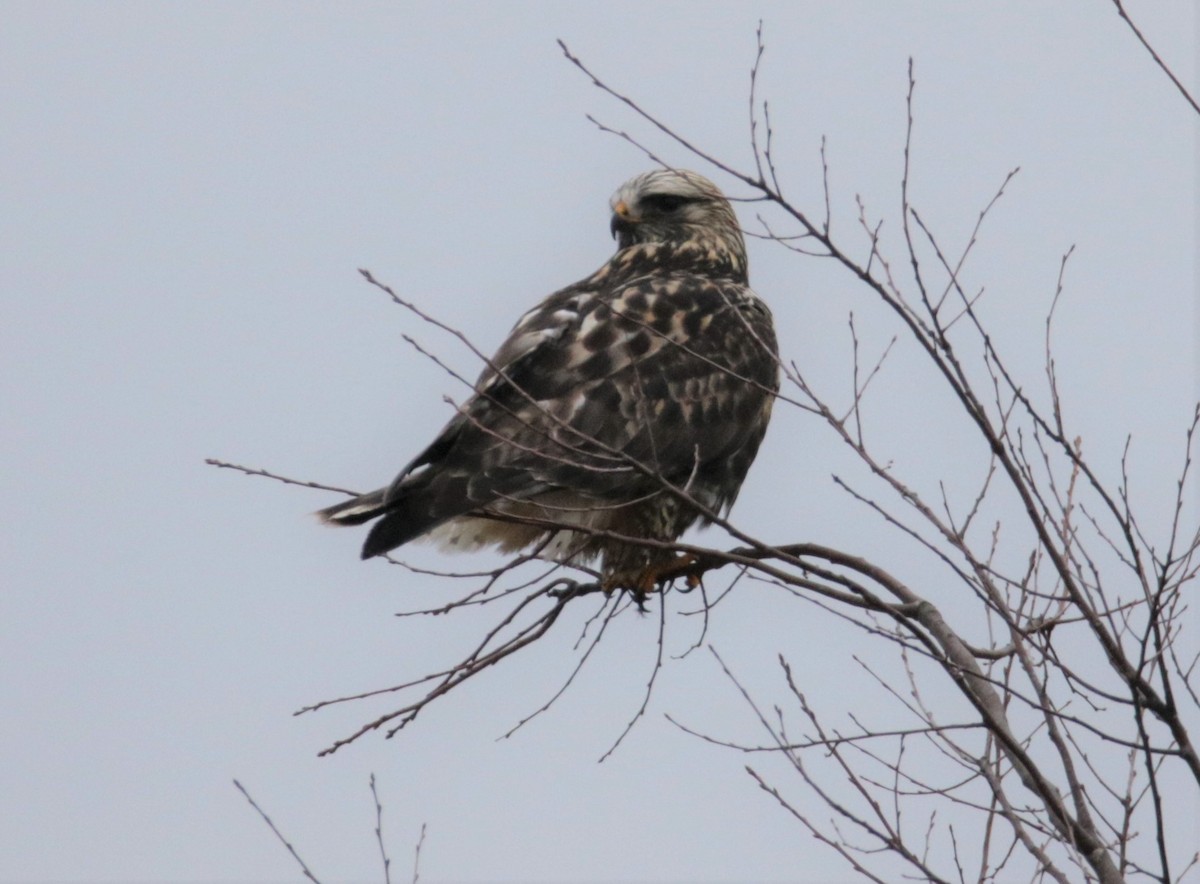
[318,169,779,588]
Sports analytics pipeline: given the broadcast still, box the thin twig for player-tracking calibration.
[233,779,322,884]
[412,822,426,884]
[1110,0,1200,115]
[369,774,392,884]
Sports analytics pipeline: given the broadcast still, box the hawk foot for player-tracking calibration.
[601,553,699,605]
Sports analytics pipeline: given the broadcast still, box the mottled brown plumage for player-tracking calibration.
[317,169,779,584]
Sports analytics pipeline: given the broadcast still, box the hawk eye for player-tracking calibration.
[642,193,690,213]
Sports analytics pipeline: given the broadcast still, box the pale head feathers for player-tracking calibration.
[609,169,746,274]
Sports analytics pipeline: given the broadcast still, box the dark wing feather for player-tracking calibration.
[355,286,590,556]
[511,275,779,512]
[356,271,776,557]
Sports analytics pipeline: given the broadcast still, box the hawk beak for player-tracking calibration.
[610,200,638,241]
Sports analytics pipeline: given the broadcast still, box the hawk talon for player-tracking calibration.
[601,553,698,600]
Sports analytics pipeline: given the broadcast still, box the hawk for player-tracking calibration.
[318,169,779,589]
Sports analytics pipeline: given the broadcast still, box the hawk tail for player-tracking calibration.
[315,483,472,560]
[359,509,432,560]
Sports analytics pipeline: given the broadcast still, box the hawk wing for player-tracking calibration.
[356,269,778,558]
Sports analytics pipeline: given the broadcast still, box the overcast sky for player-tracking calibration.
[2,2,1196,882]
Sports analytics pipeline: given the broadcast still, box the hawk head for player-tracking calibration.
[609,169,746,272]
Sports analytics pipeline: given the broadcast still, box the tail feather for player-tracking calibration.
[317,472,529,560]
[314,488,388,527]
[315,481,479,560]
[360,474,481,559]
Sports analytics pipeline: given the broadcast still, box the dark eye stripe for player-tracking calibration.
[642,193,693,212]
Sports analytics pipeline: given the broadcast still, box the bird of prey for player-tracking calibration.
[318,169,779,590]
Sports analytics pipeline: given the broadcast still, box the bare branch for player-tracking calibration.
[1109,0,1200,116]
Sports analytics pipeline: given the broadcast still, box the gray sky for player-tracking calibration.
[2,2,1196,881]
